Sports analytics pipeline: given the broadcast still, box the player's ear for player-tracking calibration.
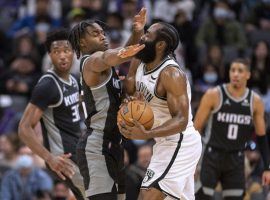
[80,38,86,48]
[157,41,166,50]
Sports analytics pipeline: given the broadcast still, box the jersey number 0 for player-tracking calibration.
[227,124,238,140]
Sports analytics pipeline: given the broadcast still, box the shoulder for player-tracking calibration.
[252,91,264,110]
[205,86,220,98]
[160,64,186,80]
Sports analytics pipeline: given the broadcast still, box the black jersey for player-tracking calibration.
[78,55,122,145]
[30,70,81,163]
[205,84,254,151]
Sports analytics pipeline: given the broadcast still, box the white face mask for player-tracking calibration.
[213,8,231,19]
[15,155,33,169]
[203,72,218,83]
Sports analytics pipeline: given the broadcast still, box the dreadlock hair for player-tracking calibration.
[68,20,108,59]
[44,28,69,53]
[155,22,180,59]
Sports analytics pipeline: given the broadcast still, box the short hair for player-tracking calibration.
[155,22,180,59]
[44,28,69,53]
[231,58,250,71]
[68,20,107,59]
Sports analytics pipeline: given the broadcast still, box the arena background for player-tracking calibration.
[0,0,270,199]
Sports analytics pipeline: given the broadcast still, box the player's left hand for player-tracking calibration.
[262,171,270,185]
[133,7,147,32]
[118,119,151,140]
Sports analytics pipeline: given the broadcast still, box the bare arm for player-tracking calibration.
[83,45,144,73]
[194,88,220,133]
[19,103,74,180]
[253,93,266,136]
[124,58,141,95]
[18,104,51,161]
[145,67,188,137]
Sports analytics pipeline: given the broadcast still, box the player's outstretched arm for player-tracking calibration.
[194,87,220,133]
[83,44,145,74]
[252,93,270,185]
[18,104,75,180]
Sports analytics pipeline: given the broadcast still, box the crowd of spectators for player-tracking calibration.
[0,0,270,199]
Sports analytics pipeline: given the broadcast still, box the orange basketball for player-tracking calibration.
[117,100,154,130]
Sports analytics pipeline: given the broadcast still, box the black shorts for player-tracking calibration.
[200,146,245,195]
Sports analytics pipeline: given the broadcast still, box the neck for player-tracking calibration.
[53,69,70,81]
[227,83,247,98]
[145,55,166,72]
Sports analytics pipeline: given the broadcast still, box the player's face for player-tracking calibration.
[135,24,160,63]
[229,62,250,88]
[49,40,74,73]
[80,23,108,53]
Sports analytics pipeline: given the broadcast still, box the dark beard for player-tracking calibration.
[135,40,157,63]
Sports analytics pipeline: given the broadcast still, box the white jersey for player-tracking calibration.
[135,57,195,142]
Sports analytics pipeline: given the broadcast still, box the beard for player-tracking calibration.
[135,39,157,63]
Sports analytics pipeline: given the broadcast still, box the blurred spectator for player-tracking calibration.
[72,0,109,21]
[196,1,247,52]
[106,12,129,45]
[0,134,21,169]
[52,181,71,200]
[248,40,270,95]
[205,45,226,81]
[153,0,195,23]
[67,8,86,28]
[11,34,41,67]
[18,145,45,169]
[2,55,40,98]
[1,154,53,200]
[173,9,197,72]
[0,1,21,32]
[7,0,61,39]
[246,0,270,31]
[194,63,220,95]
[125,144,152,200]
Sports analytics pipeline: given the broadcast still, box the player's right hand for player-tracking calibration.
[47,153,75,180]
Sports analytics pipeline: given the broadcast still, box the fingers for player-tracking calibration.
[117,44,145,58]
[56,171,66,180]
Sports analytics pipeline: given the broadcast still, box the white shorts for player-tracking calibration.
[141,130,202,200]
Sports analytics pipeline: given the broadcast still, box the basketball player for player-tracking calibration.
[18,29,85,200]
[68,8,146,200]
[194,58,270,200]
[118,22,202,200]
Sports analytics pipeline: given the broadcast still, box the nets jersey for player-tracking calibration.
[30,70,81,163]
[205,84,254,151]
[135,56,194,142]
[79,55,122,144]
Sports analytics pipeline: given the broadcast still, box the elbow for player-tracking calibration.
[178,116,188,133]
[18,120,28,141]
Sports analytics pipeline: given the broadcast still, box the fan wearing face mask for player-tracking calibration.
[196,1,247,52]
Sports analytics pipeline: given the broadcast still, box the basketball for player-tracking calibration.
[117,100,154,130]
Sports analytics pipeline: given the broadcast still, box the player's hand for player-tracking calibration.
[133,7,147,32]
[262,171,270,185]
[118,119,150,140]
[120,92,145,109]
[46,153,75,180]
[117,44,145,59]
